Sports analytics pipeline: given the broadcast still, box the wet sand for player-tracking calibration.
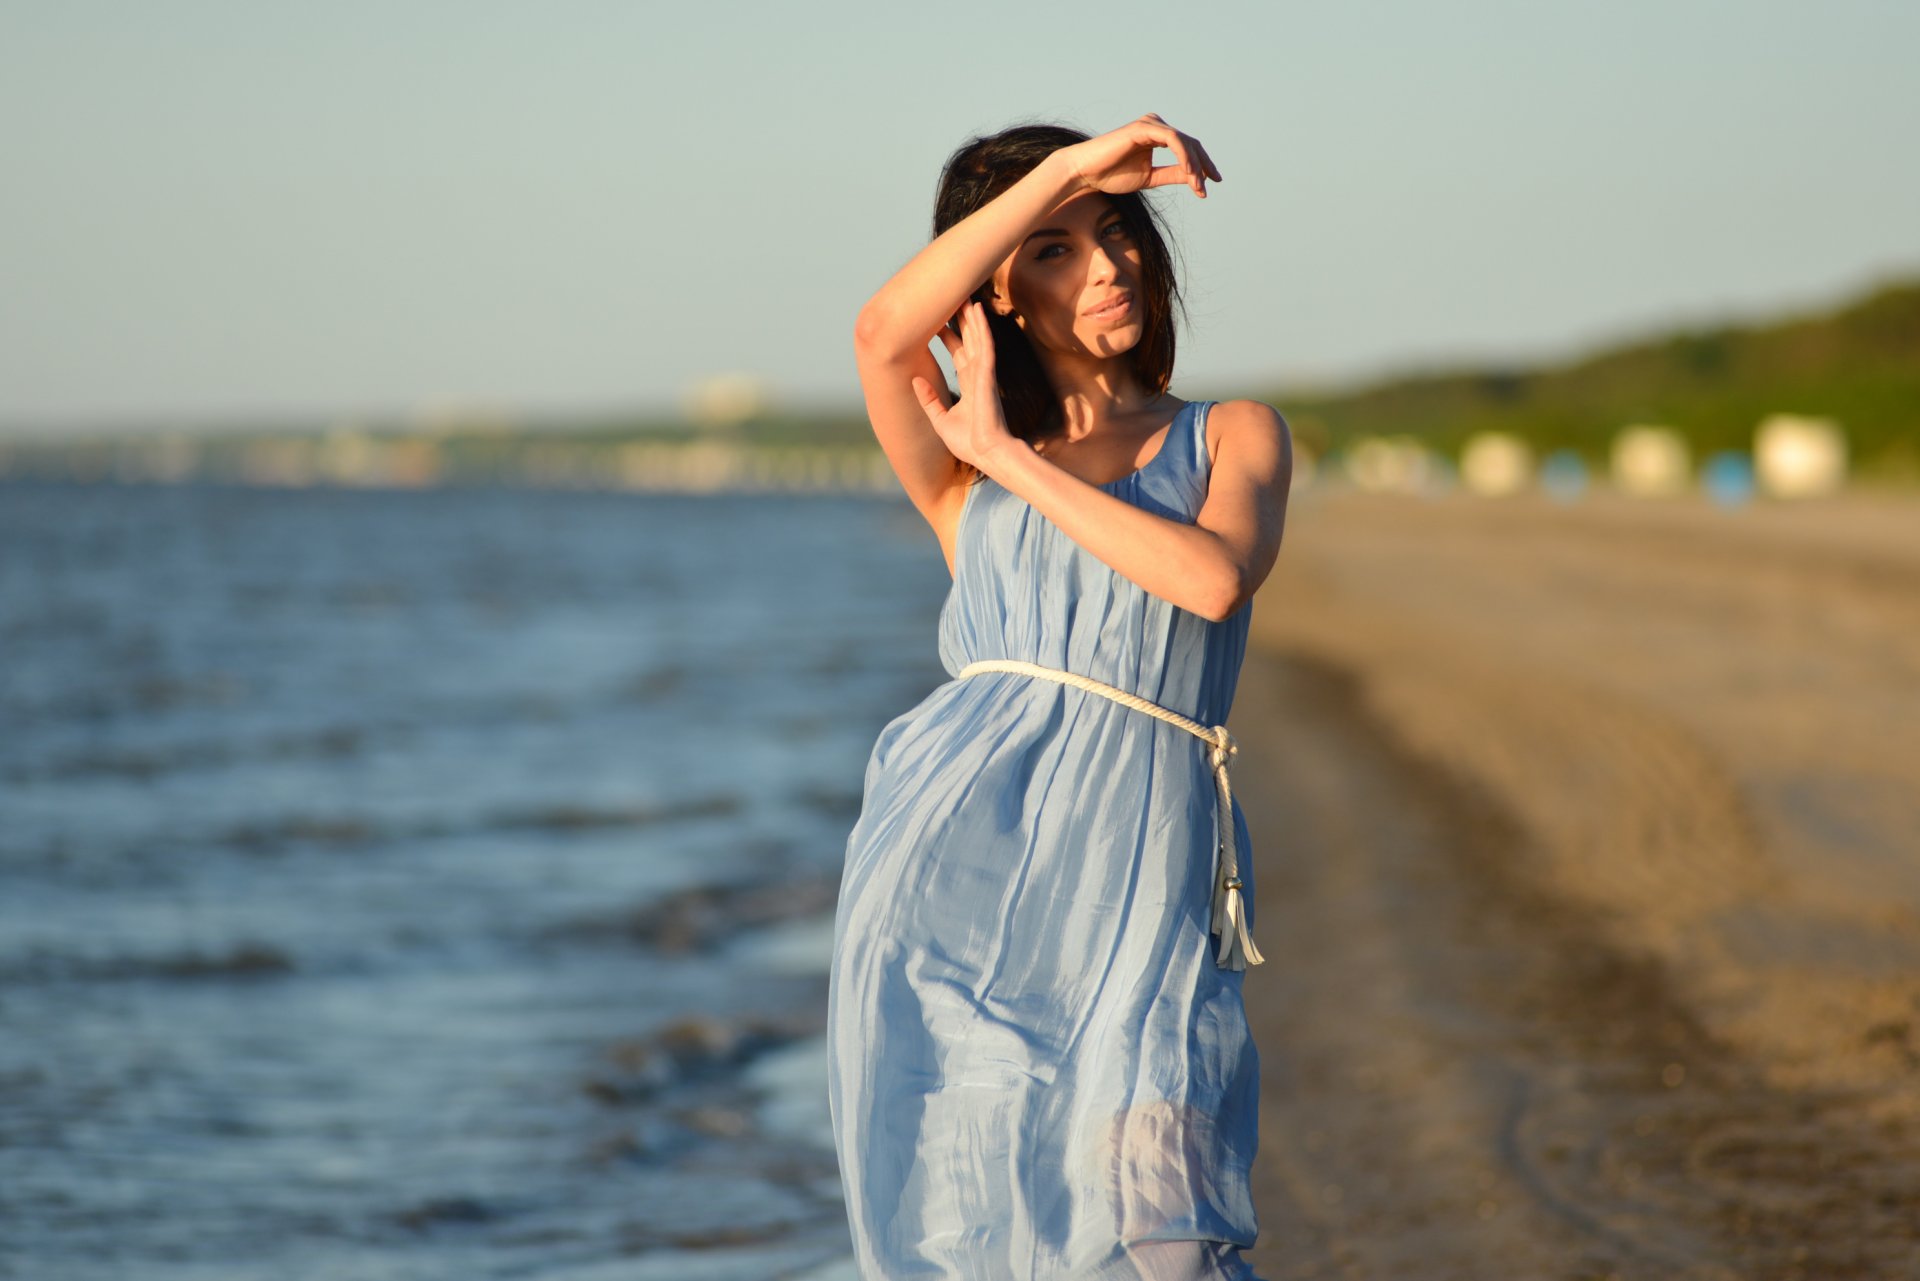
[1231,488,1920,1280]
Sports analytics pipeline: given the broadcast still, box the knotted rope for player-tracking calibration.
[955,658,1264,971]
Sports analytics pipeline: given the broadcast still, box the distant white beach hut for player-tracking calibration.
[684,373,770,427]
[1459,431,1532,496]
[320,425,376,485]
[1344,434,1438,494]
[1754,414,1847,498]
[1611,425,1691,496]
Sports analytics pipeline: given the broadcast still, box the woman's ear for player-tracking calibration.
[984,266,1016,318]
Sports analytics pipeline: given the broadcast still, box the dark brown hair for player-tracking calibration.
[931,122,1187,481]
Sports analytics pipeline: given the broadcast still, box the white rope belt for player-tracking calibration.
[955,658,1265,971]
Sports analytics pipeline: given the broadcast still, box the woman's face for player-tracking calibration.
[988,190,1144,360]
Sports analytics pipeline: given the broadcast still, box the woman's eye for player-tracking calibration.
[1038,225,1125,261]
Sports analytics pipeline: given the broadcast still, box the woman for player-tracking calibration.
[827,113,1292,1279]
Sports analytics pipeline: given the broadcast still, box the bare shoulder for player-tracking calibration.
[1203,399,1293,477]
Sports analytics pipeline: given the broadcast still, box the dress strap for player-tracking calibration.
[954,658,1264,970]
[1191,400,1215,474]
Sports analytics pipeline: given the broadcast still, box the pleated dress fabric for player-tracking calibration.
[826,399,1265,1280]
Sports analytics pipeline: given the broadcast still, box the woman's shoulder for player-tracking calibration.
[1202,397,1289,426]
[1196,398,1292,469]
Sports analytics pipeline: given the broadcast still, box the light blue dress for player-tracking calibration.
[827,399,1265,1280]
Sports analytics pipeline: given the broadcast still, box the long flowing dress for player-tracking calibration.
[827,398,1265,1280]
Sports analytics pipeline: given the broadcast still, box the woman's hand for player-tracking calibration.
[911,300,1021,473]
[1062,113,1223,199]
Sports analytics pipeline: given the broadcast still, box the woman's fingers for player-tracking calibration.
[964,302,995,381]
[1174,130,1214,196]
[1192,138,1224,183]
[910,374,948,419]
[943,307,975,377]
[1133,115,1220,196]
[935,322,963,361]
[1168,129,1203,196]
[926,303,996,421]
[1143,164,1185,191]
[1064,113,1217,198]
[1135,140,1197,194]
[1127,118,1198,195]
[956,307,978,395]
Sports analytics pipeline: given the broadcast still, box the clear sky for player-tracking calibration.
[2,0,1915,434]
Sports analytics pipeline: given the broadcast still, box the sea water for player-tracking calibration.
[0,479,947,1279]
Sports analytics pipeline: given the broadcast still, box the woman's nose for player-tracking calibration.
[1088,243,1118,282]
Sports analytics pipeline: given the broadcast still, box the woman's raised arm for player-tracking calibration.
[853,115,1221,563]
[854,148,1087,364]
[912,299,1286,622]
[851,149,1088,531]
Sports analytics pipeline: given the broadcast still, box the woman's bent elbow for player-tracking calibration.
[853,302,904,356]
[1201,568,1249,624]
[852,303,882,348]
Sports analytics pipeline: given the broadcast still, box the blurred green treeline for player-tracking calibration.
[1265,276,1919,483]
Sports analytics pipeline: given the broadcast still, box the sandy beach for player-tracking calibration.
[1231,487,1920,1280]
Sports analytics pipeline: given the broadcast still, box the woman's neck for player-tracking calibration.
[1041,369,1162,440]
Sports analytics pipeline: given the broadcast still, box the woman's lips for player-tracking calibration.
[1085,292,1134,321]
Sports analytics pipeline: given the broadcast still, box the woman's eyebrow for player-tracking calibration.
[1021,214,1124,246]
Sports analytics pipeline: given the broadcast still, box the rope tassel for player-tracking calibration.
[956,659,1266,971]
[1205,729,1264,971]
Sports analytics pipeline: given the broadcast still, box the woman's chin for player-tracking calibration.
[1079,324,1144,356]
